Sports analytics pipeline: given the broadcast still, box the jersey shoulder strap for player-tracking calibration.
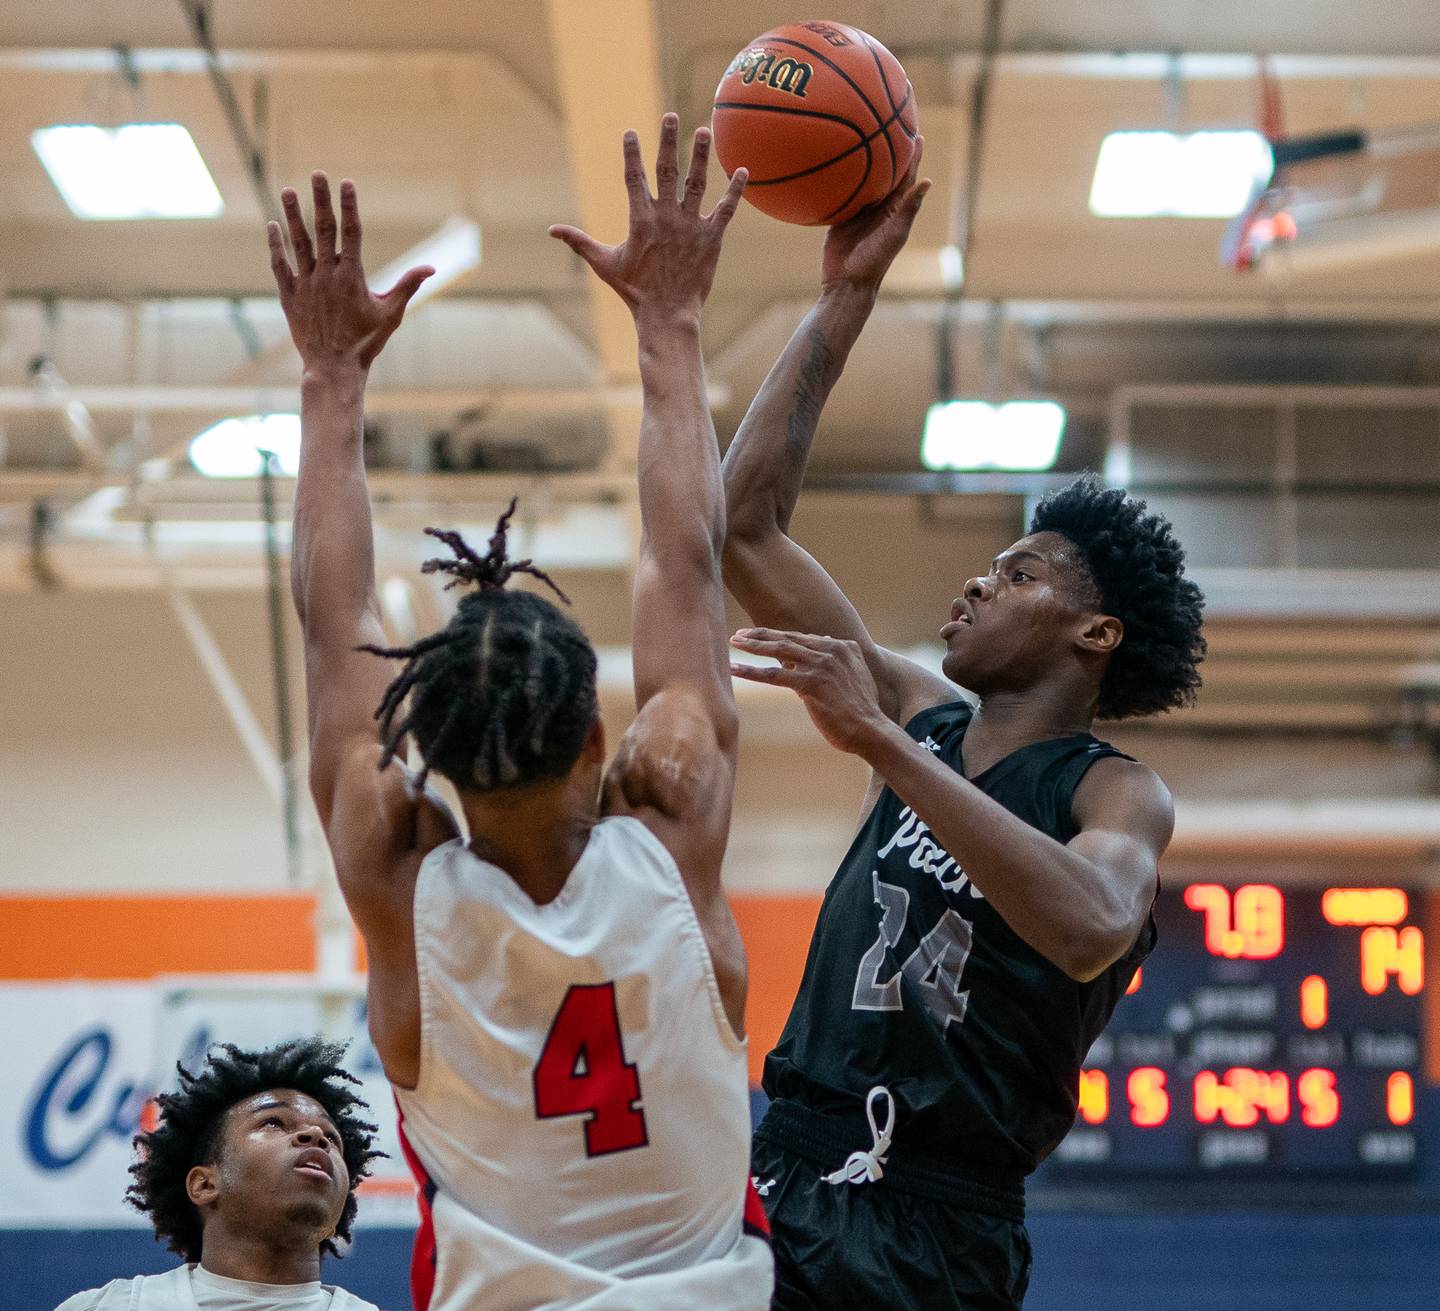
[901,697,973,746]
[1052,735,1134,794]
[1032,735,1135,845]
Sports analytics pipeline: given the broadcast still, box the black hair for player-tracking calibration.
[126,1037,380,1262]
[1029,475,1205,719]
[360,499,599,791]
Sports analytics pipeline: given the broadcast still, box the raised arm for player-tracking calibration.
[550,117,749,1024]
[551,116,745,868]
[270,174,456,1085]
[721,149,951,725]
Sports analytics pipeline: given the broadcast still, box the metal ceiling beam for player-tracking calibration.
[0,47,561,119]
[11,47,1440,84]
[12,288,1440,322]
[0,383,727,416]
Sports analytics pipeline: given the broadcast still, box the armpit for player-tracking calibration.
[607,692,720,819]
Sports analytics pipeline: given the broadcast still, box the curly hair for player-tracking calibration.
[125,1037,381,1262]
[359,499,598,793]
[1029,476,1206,719]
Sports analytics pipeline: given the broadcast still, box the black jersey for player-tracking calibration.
[762,699,1156,1176]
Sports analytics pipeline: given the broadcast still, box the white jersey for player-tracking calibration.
[53,1265,378,1311]
[394,816,772,1311]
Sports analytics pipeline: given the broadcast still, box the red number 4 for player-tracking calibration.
[533,983,649,1156]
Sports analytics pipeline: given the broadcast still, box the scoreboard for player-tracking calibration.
[1048,882,1428,1179]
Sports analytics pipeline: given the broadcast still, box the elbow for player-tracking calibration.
[710,697,740,759]
[721,522,783,584]
[1060,950,1118,986]
[1056,919,1142,984]
[722,462,785,544]
[724,494,785,547]
[704,509,727,564]
[644,527,725,578]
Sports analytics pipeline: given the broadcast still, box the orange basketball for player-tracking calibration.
[711,21,918,226]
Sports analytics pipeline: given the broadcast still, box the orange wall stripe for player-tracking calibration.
[0,891,824,1086]
[0,894,317,979]
[731,894,823,1085]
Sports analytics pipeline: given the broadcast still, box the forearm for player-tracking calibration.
[722,281,877,537]
[857,721,1139,977]
[291,367,380,638]
[635,316,724,563]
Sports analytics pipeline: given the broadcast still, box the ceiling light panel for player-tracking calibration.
[32,123,224,220]
[189,414,300,478]
[1089,130,1273,219]
[921,401,1066,472]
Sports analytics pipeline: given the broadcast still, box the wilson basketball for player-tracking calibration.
[711,21,918,226]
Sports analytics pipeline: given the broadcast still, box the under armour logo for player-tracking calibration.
[751,1175,775,1197]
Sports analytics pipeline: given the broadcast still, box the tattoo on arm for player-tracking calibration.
[784,326,834,464]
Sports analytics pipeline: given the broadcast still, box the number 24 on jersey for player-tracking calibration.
[532,982,650,1157]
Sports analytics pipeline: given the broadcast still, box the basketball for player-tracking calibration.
[711,21,919,226]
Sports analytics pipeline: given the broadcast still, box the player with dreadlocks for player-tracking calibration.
[53,1038,382,1311]
[356,512,587,794]
[720,159,1206,1311]
[269,117,771,1311]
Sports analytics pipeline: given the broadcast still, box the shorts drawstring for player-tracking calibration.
[821,1086,895,1186]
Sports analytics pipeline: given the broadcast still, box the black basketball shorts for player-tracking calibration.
[750,1134,1033,1311]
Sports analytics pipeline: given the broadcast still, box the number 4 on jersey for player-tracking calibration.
[533,982,649,1157]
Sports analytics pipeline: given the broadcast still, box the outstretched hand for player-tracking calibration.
[549,113,747,327]
[821,137,930,292]
[730,627,890,755]
[268,172,434,376]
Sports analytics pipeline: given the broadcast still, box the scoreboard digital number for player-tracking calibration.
[1049,883,1427,1177]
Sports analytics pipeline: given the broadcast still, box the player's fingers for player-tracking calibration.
[734,627,836,651]
[549,224,609,269]
[655,113,680,203]
[732,626,798,644]
[909,134,925,179]
[622,131,652,208]
[266,221,296,299]
[311,172,338,263]
[281,187,314,273]
[884,138,926,216]
[382,264,434,315]
[706,167,748,232]
[681,126,711,213]
[730,634,822,665]
[900,177,932,222]
[729,662,807,688]
[338,179,362,263]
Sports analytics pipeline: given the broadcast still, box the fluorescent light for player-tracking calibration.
[938,243,965,289]
[372,216,482,306]
[32,123,223,220]
[921,400,1066,471]
[189,414,301,478]
[1089,130,1272,218]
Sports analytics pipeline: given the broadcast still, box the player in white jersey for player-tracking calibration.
[54,1039,382,1311]
[267,117,771,1311]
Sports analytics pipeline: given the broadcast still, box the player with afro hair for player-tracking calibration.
[720,159,1205,1311]
[1027,474,1205,720]
[54,1038,384,1311]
